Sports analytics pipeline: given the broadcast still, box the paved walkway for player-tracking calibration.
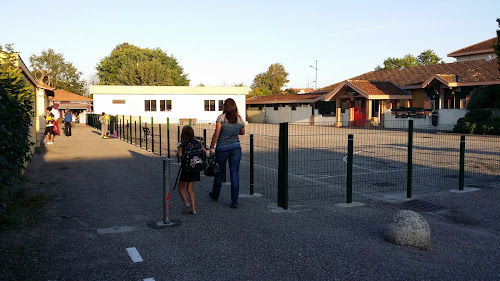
[2,124,500,280]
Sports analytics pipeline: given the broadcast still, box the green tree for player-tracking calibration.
[96,43,190,86]
[495,18,500,71]
[417,49,444,66]
[375,50,443,70]
[29,49,85,95]
[249,63,289,97]
[0,45,34,193]
[454,85,500,135]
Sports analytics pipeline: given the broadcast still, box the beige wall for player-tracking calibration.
[455,52,496,62]
[411,89,425,108]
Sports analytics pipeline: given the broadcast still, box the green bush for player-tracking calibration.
[466,85,500,110]
[0,45,34,197]
[455,85,500,135]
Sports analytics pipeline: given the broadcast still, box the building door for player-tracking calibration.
[353,107,366,127]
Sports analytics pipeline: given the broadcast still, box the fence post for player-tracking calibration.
[145,122,148,151]
[122,115,124,140]
[250,134,254,195]
[152,117,155,154]
[126,120,129,143]
[159,123,162,156]
[177,125,181,163]
[347,134,353,204]
[167,118,171,158]
[129,116,132,144]
[134,121,137,145]
[407,120,413,198]
[139,116,142,148]
[203,129,207,148]
[459,135,465,191]
[278,122,289,210]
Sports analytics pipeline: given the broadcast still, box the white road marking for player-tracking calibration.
[126,247,143,263]
[143,278,155,281]
[97,226,134,234]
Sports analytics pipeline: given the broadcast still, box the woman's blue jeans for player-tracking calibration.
[211,147,242,206]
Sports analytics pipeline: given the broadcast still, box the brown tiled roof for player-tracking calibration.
[435,74,457,84]
[320,59,500,91]
[348,80,411,96]
[246,93,324,104]
[52,89,92,101]
[447,38,496,57]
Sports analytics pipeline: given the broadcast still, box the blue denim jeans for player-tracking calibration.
[211,147,242,206]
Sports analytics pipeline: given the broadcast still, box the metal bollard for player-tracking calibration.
[250,134,254,195]
[162,158,172,225]
[347,134,353,204]
[459,135,465,191]
[407,120,413,198]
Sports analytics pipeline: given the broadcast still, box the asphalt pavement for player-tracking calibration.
[1,124,499,281]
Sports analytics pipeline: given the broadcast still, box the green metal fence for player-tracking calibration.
[86,114,500,207]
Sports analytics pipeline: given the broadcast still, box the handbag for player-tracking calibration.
[204,154,220,177]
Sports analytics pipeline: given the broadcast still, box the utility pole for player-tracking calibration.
[309,60,318,90]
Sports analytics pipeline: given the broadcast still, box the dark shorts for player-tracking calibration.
[179,170,200,182]
[45,127,54,135]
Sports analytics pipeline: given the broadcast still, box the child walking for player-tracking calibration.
[44,111,55,145]
[177,126,206,215]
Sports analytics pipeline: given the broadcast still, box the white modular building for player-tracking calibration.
[90,85,249,123]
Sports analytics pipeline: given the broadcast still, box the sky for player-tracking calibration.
[2,0,499,90]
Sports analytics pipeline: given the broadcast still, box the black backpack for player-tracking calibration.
[181,140,205,172]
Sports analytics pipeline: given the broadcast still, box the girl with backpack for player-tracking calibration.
[177,125,206,215]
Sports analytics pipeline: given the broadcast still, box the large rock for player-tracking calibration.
[385,210,431,250]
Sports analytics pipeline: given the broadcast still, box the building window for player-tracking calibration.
[274,105,279,111]
[160,100,172,111]
[145,100,157,111]
[291,105,296,111]
[218,100,224,111]
[204,100,215,111]
[112,100,125,104]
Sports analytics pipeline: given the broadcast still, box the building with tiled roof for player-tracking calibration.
[318,57,500,128]
[48,89,93,123]
[246,93,325,105]
[247,38,500,127]
[246,92,329,123]
[322,59,500,91]
[447,38,497,62]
